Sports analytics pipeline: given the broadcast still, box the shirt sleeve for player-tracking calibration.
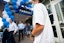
[34,4,45,25]
[14,23,18,33]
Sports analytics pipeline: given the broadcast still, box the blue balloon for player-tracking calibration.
[2,18,6,22]
[7,11,12,16]
[12,2,16,5]
[14,9,19,12]
[12,0,17,5]
[23,0,29,3]
[5,4,9,7]
[20,2,24,5]
[3,21,9,28]
[20,0,29,5]
[4,4,11,12]
[4,7,11,11]
[12,1,16,5]
[9,16,14,21]
[13,5,18,9]
[12,5,19,12]
[26,4,32,8]
[12,0,17,3]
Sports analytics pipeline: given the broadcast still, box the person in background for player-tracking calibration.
[18,21,25,41]
[26,23,31,37]
[30,0,55,43]
[30,25,33,32]
[2,18,18,43]
[22,23,27,37]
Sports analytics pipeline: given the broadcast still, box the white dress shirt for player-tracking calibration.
[8,22,18,33]
[18,23,25,30]
[33,3,55,43]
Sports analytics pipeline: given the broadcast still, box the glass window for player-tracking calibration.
[59,0,64,38]
[43,0,50,5]
[60,1,64,20]
[55,0,64,38]
[55,4,63,21]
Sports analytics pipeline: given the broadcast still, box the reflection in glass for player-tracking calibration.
[55,0,64,38]
[60,1,64,20]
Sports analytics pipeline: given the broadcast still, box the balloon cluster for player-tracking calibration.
[2,4,14,28]
[2,0,33,28]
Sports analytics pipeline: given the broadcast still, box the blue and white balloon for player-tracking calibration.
[9,16,14,21]
[3,21,9,28]
[2,10,9,19]
[7,11,12,16]
[2,18,6,22]
[2,0,33,28]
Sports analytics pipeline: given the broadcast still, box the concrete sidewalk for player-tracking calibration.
[14,35,32,43]
[20,37,32,43]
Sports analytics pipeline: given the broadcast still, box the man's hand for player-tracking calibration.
[30,36,34,42]
[7,29,10,32]
[13,32,16,35]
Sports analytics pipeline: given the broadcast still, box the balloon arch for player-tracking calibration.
[2,0,33,28]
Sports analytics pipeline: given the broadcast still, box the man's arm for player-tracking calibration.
[32,23,44,36]
[13,23,18,34]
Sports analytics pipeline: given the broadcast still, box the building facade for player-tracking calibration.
[44,0,64,43]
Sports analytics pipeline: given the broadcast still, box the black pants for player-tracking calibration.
[2,29,16,43]
[19,30,23,41]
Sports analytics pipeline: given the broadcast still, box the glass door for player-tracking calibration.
[55,0,64,42]
[50,0,64,43]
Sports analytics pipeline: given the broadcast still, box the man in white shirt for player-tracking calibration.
[18,21,25,41]
[2,18,18,43]
[30,0,55,43]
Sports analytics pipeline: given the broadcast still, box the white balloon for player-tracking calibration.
[4,0,10,2]
[6,18,11,22]
[0,17,3,29]
[2,10,9,19]
[17,0,22,6]
[29,0,32,2]
[3,14,9,19]
[2,10,7,15]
